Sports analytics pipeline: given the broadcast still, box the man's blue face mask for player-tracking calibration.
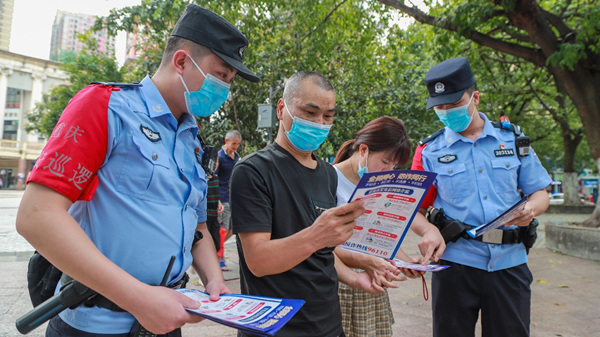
[434,93,474,133]
[179,54,231,117]
[283,101,332,152]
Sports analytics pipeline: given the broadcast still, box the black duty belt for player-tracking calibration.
[81,272,189,312]
[464,226,522,245]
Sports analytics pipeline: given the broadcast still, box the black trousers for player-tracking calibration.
[206,216,221,253]
[432,260,532,337]
[46,315,181,337]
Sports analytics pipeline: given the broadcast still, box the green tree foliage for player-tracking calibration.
[26,35,123,137]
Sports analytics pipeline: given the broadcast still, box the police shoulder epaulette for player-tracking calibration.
[90,82,143,88]
[418,128,444,146]
[491,120,522,137]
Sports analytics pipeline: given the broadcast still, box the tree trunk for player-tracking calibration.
[562,172,579,205]
[580,157,600,228]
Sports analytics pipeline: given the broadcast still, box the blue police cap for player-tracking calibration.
[171,4,259,83]
[425,57,475,109]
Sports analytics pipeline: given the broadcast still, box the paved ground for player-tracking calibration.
[1,189,599,336]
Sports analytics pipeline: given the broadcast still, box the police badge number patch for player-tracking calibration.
[140,125,161,142]
[494,148,515,157]
[438,154,457,164]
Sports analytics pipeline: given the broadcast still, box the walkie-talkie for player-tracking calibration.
[129,256,176,337]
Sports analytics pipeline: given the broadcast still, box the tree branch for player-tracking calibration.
[540,8,574,40]
[504,29,533,44]
[303,0,349,41]
[376,0,546,66]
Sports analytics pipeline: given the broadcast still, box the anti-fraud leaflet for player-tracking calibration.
[393,259,450,272]
[342,170,436,259]
[178,289,304,337]
[467,195,528,238]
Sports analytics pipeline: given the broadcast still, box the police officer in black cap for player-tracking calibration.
[410,57,551,337]
[18,4,258,337]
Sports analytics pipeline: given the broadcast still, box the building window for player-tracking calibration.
[3,120,18,140]
[5,88,21,109]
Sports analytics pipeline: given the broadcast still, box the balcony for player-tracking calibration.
[0,139,45,160]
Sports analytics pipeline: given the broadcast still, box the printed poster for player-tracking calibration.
[341,170,436,259]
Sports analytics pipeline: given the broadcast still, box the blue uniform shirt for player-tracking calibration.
[60,76,207,333]
[420,113,551,272]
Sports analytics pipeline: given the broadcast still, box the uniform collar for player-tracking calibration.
[140,76,198,135]
[140,76,173,119]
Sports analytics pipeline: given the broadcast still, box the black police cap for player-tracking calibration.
[425,57,475,109]
[171,4,259,83]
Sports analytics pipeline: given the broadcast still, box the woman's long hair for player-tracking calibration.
[333,116,411,167]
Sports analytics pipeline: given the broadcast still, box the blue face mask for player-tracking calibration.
[179,54,231,117]
[283,101,332,152]
[434,93,474,132]
[357,149,369,178]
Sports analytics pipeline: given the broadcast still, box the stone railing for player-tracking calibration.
[0,139,45,160]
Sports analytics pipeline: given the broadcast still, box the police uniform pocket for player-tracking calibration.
[491,157,520,192]
[436,162,472,199]
[116,133,171,204]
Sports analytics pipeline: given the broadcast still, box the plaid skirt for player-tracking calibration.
[339,281,394,337]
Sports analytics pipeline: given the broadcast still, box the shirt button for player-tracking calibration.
[448,169,453,174]
[185,205,189,210]
[478,169,482,173]
[490,265,494,270]
[474,143,477,147]
[506,163,510,168]
[492,244,496,248]
[483,195,488,200]
[152,153,158,161]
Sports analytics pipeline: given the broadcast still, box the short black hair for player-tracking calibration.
[465,83,478,96]
[282,71,334,103]
[159,36,212,69]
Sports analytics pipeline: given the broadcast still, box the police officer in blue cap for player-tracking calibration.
[410,57,551,337]
[18,4,258,336]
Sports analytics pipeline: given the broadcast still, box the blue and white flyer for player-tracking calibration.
[178,289,304,336]
[466,195,529,238]
[393,259,450,272]
[342,170,437,259]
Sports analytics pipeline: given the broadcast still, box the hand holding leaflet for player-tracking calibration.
[393,259,450,272]
[178,289,304,337]
[466,196,529,238]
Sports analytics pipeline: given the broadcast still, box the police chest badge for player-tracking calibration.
[438,154,457,163]
[140,125,161,142]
